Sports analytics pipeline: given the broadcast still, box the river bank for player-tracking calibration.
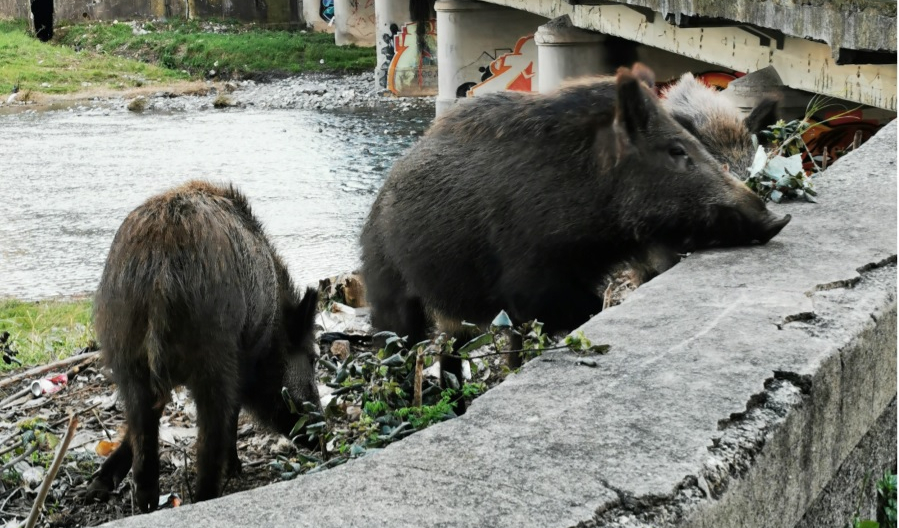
[0,71,435,115]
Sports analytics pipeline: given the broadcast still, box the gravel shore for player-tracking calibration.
[0,71,437,115]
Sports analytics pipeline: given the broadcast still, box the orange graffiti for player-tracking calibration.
[467,35,536,97]
[386,20,437,96]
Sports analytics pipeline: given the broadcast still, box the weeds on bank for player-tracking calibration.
[0,19,182,94]
[0,17,376,95]
[55,19,376,80]
[274,311,609,478]
[0,298,94,370]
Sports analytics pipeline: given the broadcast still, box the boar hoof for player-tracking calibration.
[84,477,114,503]
[134,481,160,513]
[226,450,243,477]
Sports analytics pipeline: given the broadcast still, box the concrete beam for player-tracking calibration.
[98,121,897,528]
[470,0,897,111]
[567,0,896,55]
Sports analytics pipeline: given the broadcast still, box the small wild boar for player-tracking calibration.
[86,181,321,513]
[360,65,790,350]
[661,72,780,178]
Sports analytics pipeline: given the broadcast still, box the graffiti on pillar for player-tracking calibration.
[319,0,334,22]
[345,0,375,40]
[386,19,438,96]
[378,23,400,90]
[465,35,536,97]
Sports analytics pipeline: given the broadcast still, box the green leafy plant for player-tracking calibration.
[747,95,863,203]
[275,310,609,479]
[878,471,897,528]
[850,471,898,528]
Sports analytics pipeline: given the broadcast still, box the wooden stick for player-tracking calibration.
[852,130,863,150]
[821,146,829,171]
[0,387,32,409]
[24,415,79,528]
[0,442,38,472]
[92,408,113,441]
[0,352,99,391]
[412,348,424,408]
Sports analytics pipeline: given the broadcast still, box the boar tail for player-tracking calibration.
[143,284,170,396]
[295,287,319,337]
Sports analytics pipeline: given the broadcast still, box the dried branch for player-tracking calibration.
[24,414,79,528]
[0,442,38,472]
[0,352,99,391]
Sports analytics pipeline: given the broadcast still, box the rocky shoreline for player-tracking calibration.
[0,71,436,115]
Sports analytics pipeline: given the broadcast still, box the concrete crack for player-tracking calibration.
[776,311,817,330]
[581,375,809,528]
[810,255,897,293]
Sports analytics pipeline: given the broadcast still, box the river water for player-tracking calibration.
[0,103,433,300]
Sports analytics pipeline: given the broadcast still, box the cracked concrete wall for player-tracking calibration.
[796,397,897,527]
[99,122,897,528]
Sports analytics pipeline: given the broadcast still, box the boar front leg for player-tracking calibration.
[121,376,163,513]
[507,276,605,336]
[85,437,134,502]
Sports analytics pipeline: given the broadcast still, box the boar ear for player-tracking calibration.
[286,287,319,351]
[630,62,656,90]
[616,67,659,136]
[744,94,781,135]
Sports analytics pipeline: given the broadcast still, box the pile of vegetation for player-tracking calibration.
[275,310,609,478]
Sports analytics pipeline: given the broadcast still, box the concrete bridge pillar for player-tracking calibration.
[334,0,376,47]
[534,15,605,93]
[375,0,438,96]
[434,0,546,115]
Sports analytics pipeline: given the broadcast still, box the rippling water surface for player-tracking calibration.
[0,105,432,300]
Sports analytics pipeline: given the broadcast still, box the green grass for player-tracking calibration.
[0,298,94,370]
[0,18,376,96]
[0,19,185,94]
[55,19,375,77]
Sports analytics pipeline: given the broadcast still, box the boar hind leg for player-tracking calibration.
[365,262,430,344]
[191,356,241,503]
[120,376,164,513]
[225,407,242,478]
[85,437,134,503]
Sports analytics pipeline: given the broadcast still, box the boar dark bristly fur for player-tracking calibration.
[661,73,781,179]
[360,65,791,349]
[86,180,322,513]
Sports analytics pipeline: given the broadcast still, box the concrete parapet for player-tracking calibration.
[99,121,897,528]
[534,15,605,93]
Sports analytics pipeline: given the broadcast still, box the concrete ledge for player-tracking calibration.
[101,121,897,528]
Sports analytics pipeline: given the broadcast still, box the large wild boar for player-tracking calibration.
[661,72,781,178]
[86,181,322,513]
[360,65,790,350]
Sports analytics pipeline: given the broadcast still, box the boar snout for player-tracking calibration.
[755,213,791,244]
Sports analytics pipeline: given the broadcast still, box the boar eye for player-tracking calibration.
[669,145,687,157]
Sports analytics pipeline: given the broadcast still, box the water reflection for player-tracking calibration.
[0,105,432,300]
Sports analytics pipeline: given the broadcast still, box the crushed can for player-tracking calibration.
[30,373,69,397]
